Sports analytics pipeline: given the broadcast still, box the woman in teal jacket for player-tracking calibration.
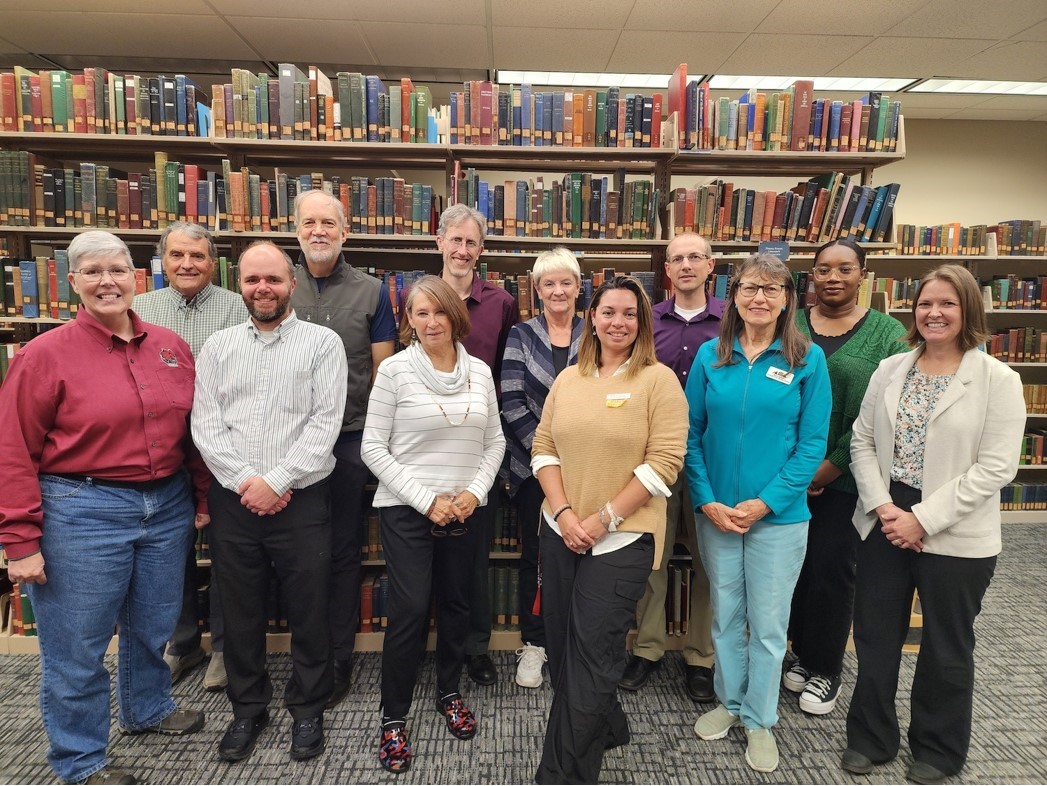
[684,253,831,774]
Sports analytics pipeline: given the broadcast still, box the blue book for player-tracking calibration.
[861,185,889,241]
[450,92,458,144]
[811,100,825,151]
[828,101,842,151]
[19,260,39,318]
[552,91,564,146]
[478,181,489,222]
[534,91,544,147]
[195,102,212,138]
[520,84,532,146]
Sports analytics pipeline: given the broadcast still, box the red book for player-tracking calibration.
[183,164,201,224]
[128,173,142,229]
[47,258,59,318]
[400,77,413,142]
[479,80,494,145]
[667,63,686,149]
[470,80,482,145]
[30,75,43,132]
[71,74,87,133]
[791,80,814,151]
[651,92,663,148]
[124,75,137,135]
[0,72,16,131]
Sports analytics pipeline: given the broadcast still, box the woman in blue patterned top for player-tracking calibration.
[844,264,1025,784]
[501,247,584,690]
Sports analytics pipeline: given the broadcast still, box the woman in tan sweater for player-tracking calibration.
[531,275,688,784]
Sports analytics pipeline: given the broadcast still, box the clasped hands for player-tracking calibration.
[558,508,610,554]
[701,498,769,534]
[427,490,479,527]
[238,476,292,516]
[876,502,925,551]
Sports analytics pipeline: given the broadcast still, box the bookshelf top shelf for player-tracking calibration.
[669,148,904,177]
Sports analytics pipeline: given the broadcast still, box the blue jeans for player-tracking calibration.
[25,473,194,783]
[697,516,808,730]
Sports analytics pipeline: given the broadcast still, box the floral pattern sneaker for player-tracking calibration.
[378,718,411,773]
[435,692,477,740]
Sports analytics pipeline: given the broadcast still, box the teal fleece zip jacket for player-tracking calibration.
[684,335,831,525]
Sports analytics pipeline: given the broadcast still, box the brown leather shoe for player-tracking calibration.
[82,766,138,784]
[120,708,205,736]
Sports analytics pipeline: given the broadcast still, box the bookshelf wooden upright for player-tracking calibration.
[0,127,909,654]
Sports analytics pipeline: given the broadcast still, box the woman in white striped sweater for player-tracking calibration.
[361,275,505,774]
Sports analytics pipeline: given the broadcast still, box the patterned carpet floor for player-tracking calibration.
[1,523,1044,785]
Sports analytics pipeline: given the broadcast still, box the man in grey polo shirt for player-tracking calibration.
[135,221,248,693]
[290,189,397,707]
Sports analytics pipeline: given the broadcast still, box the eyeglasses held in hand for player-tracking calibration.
[430,523,469,537]
[73,267,134,282]
[736,282,785,298]
[668,252,713,266]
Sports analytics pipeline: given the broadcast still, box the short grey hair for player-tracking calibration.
[532,246,581,285]
[156,222,217,262]
[437,204,487,242]
[68,231,132,270]
[294,189,345,230]
[241,241,296,279]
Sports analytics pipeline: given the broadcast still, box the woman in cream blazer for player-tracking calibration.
[843,264,1025,785]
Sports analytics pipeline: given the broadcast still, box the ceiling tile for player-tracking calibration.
[1,0,212,10]
[492,0,633,29]
[624,0,781,32]
[1,12,257,59]
[210,0,484,24]
[955,40,1047,80]
[943,107,1047,120]
[883,0,1047,39]
[756,0,927,36]
[493,27,621,72]
[716,34,871,75]
[362,22,489,70]
[226,18,375,66]
[830,37,997,79]
[965,94,1047,111]
[605,31,747,74]
[1012,19,1047,41]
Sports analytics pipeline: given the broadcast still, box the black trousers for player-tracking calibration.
[329,434,370,659]
[464,497,497,657]
[168,531,224,655]
[380,504,477,719]
[515,475,546,647]
[788,486,860,676]
[209,481,333,721]
[535,524,652,785]
[846,481,997,775]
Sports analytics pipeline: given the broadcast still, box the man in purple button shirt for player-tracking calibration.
[620,232,724,703]
[435,204,519,687]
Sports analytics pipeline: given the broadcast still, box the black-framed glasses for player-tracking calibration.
[737,282,786,298]
[431,523,469,537]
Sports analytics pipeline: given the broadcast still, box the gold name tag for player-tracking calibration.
[606,393,631,408]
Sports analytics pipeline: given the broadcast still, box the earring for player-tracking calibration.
[591,328,597,337]
[411,329,418,341]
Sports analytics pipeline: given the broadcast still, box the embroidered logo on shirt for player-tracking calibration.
[159,348,179,367]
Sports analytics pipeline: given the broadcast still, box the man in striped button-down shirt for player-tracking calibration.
[192,242,347,764]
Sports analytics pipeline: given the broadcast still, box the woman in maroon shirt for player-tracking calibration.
[0,231,210,785]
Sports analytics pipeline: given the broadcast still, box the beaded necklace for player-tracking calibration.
[426,377,472,426]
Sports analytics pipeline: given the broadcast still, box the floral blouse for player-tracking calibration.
[890,364,954,489]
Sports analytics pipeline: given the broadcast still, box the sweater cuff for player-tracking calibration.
[634,464,671,497]
[531,455,561,474]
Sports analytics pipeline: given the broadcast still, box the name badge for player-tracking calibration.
[766,366,794,385]
[606,393,631,408]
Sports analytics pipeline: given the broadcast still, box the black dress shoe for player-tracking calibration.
[467,654,498,686]
[840,748,875,774]
[618,655,660,691]
[218,710,269,762]
[685,665,715,703]
[326,656,353,709]
[290,716,325,761]
[906,760,948,785]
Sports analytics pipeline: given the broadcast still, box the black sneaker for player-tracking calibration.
[217,710,269,762]
[799,673,842,715]
[290,716,325,760]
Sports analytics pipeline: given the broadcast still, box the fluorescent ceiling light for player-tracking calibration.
[908,79,1047,96]
[708,75,914,92]
[495,70,670,89]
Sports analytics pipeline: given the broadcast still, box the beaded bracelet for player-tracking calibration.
[551,503,572,522]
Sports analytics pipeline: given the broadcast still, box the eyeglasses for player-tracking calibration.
[737,282,786,298]
[431,523,469,537]
[668,252,712,266]
[812,265,861,279]
[73,266,133,282]
[443,236,482,251]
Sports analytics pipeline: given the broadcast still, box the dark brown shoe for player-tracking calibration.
[618,655,659,691]
[82,767,138,785]
[120,708,205,736]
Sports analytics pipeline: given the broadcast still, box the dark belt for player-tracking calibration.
[51,472,177,492]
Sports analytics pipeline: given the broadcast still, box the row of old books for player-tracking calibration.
[1020,430,1047,465]
[453,168,660,240]
[1001,482,1047,510]
[1022,384,1047,414]
[669,173,899,245]
[990,328,1047,363]
[5,583,36,636]
[984,275,1047,310]
[1,67,209,137]
[667,66,901,153]
[665,561,696,637]
[0,343,21,385]
[897,221,1046,256]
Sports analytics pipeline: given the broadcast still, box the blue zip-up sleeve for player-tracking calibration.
[684,340,717,509]
[757,344,831,514]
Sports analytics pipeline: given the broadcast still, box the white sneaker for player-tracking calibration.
[782,661,811,693]
[514,643,547,688]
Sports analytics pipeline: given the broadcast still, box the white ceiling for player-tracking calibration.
[1,0,1045,120]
